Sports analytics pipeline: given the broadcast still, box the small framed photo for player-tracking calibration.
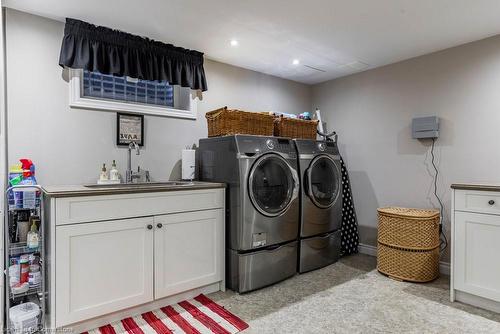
[116,113,144,146]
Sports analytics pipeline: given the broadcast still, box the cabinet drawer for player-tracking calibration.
[455,190,500,215]
[55,189,224,225]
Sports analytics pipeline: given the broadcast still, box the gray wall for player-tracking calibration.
[312,35,500,258]
[5,9,311,185]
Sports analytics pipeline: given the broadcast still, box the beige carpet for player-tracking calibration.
[210,254,500,334]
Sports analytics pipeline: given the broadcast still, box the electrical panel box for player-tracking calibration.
[412,116,439,139]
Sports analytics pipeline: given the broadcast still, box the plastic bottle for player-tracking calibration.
[99,163,109,181]
[26,221,39,249]
[19,257,29,284]
[109,160,119,181]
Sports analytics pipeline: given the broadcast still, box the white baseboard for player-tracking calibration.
[357,243,450,276]
[439,261,450,276]
[454,290,500,313]
[358,242,377,256]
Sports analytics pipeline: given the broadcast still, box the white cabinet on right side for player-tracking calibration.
[154,209,224,299]
[451,186,500,313]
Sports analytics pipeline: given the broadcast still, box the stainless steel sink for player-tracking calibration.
[84,181,195,188]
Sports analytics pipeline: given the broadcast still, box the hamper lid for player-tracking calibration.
[377,207,439,218]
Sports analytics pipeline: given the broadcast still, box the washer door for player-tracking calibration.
[306,155,341,209]
[249,154,299,217]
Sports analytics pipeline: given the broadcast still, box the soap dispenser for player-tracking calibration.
[99,163,109,181]
[110,160,119,181]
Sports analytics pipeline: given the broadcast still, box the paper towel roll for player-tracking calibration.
[182,149,196,181]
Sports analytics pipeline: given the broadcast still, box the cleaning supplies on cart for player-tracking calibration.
[26,221,39,249]
[16,210,31,243]
[19,256,30,284]
[17,218,30,243]
[8,159,39,210]
[8,210,31,243]
[28,264,41,287]
[11,282,29,295]
[9,262,20,288]
[9,302,40,334]
[9,254,41,291]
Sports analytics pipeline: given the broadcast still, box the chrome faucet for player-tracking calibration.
[125,142,150,183]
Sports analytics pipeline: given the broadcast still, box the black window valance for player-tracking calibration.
[59,18,208,91]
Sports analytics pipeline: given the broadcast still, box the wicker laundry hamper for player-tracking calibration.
[377,207,440,282]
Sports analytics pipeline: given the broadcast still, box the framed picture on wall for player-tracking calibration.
[116,113,144,146]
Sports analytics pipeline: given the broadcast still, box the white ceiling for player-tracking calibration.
[5,0,500,84]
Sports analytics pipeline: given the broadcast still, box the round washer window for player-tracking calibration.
[249,154,295,216]
[308,156,340,208]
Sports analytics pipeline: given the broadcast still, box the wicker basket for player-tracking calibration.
[274,117,319,139]
[377,243,440,282]
[377,207,440,249]
[377,207,440,282]
[205,107,274,137]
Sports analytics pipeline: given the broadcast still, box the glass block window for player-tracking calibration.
[82,70,174,107]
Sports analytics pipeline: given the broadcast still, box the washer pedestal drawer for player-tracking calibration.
[227,241,297,293]
[299,230,341,273]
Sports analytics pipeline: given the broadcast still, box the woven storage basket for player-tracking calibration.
[205,107,274,137]
[377,207,440,249]
[377,244,440,282]
[377,207,440,282]
[273,117,319,139]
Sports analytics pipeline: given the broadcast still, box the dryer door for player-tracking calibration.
[306,155,341,209]
[249,153,299,217]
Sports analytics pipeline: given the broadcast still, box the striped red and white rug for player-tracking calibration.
[84,294,249,334]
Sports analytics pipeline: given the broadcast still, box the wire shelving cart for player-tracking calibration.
[4,185,46,333]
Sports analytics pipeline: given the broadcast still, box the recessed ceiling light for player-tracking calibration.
[292,59,300,65]
[230,39,239,47]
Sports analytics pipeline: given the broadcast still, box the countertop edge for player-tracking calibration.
[451,184,500,192]
[42,182,226,198]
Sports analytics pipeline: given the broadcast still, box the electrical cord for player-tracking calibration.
[430,138,448,252]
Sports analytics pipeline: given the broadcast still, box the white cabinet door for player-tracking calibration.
[154,209,224,299]
[454,211,500,302]
[56,217,154,327]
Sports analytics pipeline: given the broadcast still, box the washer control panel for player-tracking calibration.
[237,136,296,156]
[295,139,339,155]
[266,139,275,150]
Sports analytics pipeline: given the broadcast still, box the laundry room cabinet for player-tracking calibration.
[451,185,500,313]
[154,210,224,299]
[55,217,155,327]
[43,185,226,331]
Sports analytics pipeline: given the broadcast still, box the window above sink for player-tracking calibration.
[69,69,198,119]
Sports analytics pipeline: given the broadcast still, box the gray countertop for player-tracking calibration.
[451,183,500,192]
[42,181,226,197]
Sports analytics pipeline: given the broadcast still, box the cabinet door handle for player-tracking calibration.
[488,200,495,205]
[147,224,153,230]
[157,223,163,228]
